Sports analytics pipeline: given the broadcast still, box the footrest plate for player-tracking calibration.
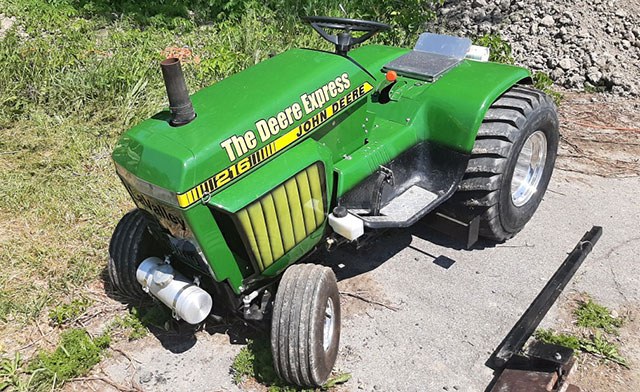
[350,185,437,227]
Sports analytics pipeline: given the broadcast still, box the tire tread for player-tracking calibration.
[442,85,557,241]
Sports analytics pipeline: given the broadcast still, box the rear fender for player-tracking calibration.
[424,60,532,152]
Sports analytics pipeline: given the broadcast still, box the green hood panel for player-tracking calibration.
[112,132,195,192]
[114,48,379,195]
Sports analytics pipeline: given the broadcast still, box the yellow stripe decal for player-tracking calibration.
[177,81,373,208]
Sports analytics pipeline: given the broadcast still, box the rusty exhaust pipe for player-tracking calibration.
[160,57,196,127]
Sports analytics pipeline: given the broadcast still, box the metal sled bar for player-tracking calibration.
[491,226,603,368]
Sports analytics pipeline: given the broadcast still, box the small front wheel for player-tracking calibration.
[271,264,340,387]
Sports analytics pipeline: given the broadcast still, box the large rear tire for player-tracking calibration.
[444,86,559,241]
[108,209,159,298]
[271,264,340,387]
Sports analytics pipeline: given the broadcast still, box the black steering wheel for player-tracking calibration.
[303,16,392,56]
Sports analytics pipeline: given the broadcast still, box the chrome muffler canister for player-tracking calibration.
[136,257,212,324]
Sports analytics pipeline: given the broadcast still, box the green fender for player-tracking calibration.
[349,45,532,153]
[422,60,532,152]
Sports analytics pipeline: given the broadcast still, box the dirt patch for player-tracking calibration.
[548,294,640,392]
[556,91,640,177]
[573,304,640,391]
[337,273,398,319]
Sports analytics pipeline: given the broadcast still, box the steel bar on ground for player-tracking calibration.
[491,226,603,368]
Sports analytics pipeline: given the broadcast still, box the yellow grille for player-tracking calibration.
[236,163,326,271]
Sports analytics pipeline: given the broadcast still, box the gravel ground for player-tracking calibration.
[427,0,640,96]
[82,92,640,392]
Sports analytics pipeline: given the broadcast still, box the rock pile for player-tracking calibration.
[427,0,640,96]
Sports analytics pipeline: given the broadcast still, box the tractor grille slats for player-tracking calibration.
[236,163,325,271]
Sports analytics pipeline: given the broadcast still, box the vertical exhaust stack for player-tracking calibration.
[160,57,196,127]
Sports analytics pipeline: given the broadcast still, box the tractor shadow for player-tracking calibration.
[318,218,498,283]
[99,216,498,354]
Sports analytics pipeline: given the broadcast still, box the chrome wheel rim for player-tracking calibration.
[322,298,334,351]
[510,131,548,207]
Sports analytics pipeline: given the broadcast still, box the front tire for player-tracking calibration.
[108,209,159,298]
[445,86,559,241]
[271,264,340,387]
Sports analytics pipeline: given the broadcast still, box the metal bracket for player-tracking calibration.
[370,165,394,216]
[242,288,273,321]
[424,211,480,249]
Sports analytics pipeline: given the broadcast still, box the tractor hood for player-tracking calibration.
[113,48,385,207]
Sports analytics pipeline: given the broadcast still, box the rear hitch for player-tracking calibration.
[424,211,480,249]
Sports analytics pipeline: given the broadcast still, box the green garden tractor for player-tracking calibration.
[108,17,559,387]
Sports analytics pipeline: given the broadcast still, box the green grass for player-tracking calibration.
[231,339,275,385]
[533,72,564,105]
[48,298,91,327]
[0,353,27,392]
[534,329,582,351]
[231,338,350,391]
[534,296,628,368]
[574,298,623,334]
[0,329,110,392]
[108,304,173,341]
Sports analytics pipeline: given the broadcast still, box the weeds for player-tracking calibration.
[473,34,514,64]
[574,297,623,333]
[584,83,607,93]
[534,296,628,368]
[533,72,564,105]
[231,339,277,386]
[0,353,32,392]
[534,328,581,351]
[109,305,172,340]
[2,305,169,391]
[1,329,111,392]
[111,311,148,341]
[535,329,629,368]
[48,298,91,327]
[581,331,628,367]
[231,339,350,391]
